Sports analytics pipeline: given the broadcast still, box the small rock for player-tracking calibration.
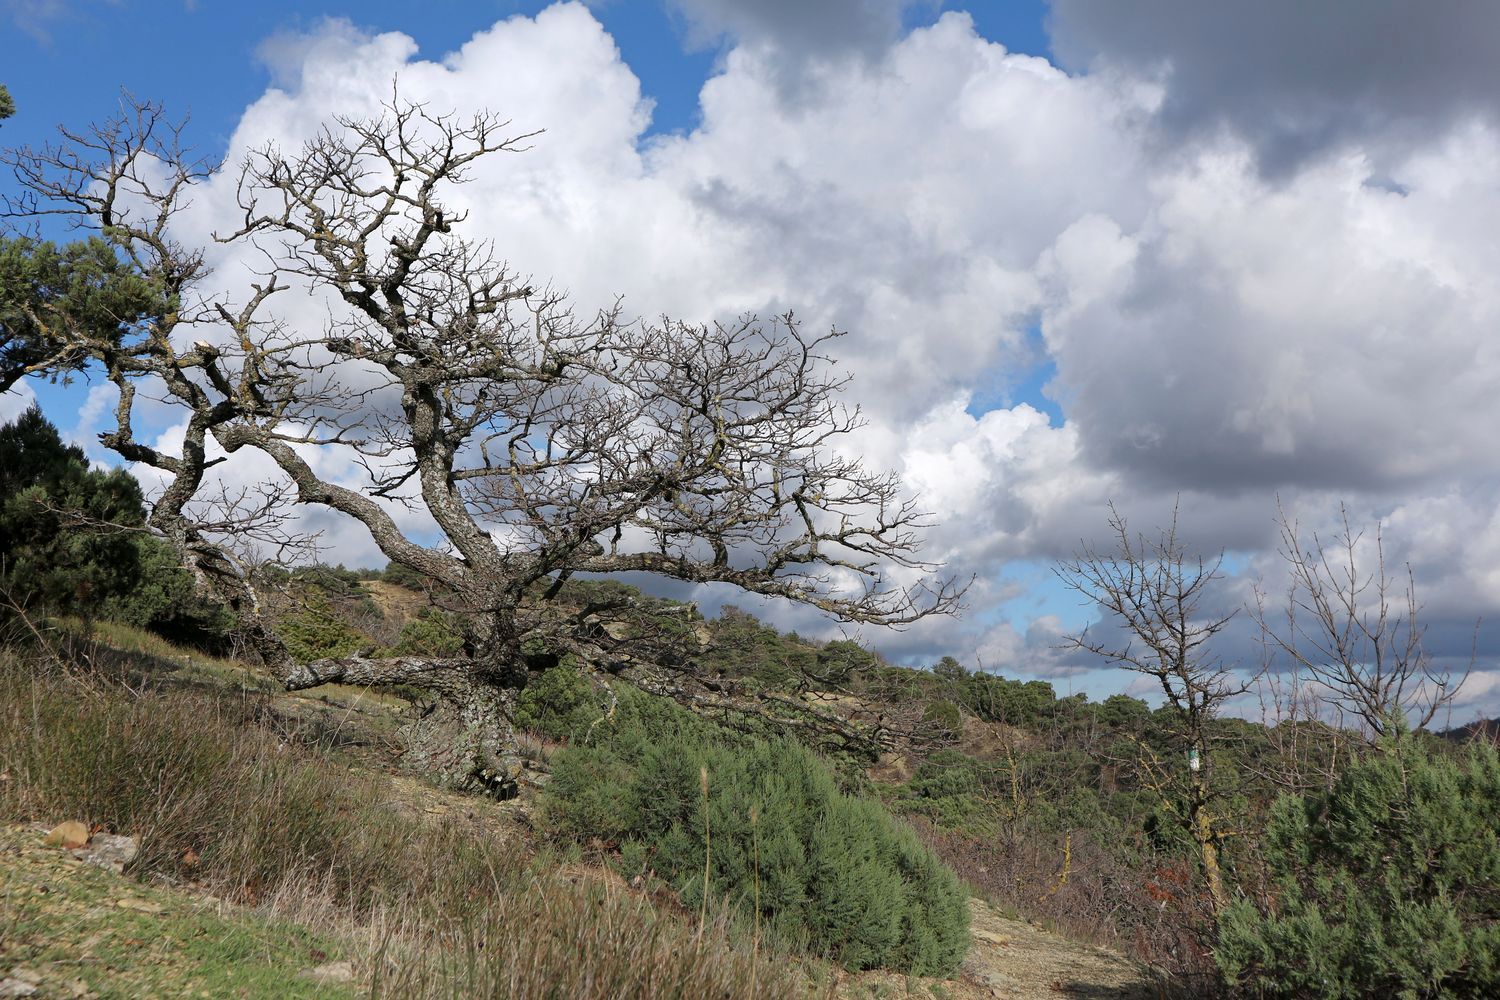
[0,969,40,1000]
[72,834,138,874]
[964,965,1022,994]
[43,821,90,850]
[115,898,164,914]
[298,961,355,984]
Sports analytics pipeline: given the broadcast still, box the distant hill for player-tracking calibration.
[1442,717,1500,743]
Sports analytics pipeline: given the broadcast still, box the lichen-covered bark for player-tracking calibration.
[285,651,520,791]
[401,683,520,795]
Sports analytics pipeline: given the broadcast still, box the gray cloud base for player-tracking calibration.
[1048,0,1500,173]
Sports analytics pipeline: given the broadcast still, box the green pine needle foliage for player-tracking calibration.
[276,595,368,664]
[1216,735,1500,999]
[921,699,964,743]
[383,606,467,658]
[0,406,145,614]
[513,663,610,741]
[543,684,970,975]
[0,406,233,650]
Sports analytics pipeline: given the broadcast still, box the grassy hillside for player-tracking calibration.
[0,635,815,999]
[7,562,1494,997]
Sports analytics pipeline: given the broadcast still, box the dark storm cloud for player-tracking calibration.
[1047,0,1500,172]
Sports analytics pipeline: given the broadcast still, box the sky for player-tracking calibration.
[5,0,1500,723]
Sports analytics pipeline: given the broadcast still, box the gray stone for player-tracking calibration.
[0,975,39,998]
[298,961,356,984]
[70,834,138,874]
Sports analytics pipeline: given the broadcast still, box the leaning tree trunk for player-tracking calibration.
[266,596,538,795]
[186,544,522,794]
[285,652,525,795]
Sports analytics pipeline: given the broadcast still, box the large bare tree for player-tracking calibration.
[1,95,963,784]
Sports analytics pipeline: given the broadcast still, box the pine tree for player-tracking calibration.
[1216,734,1500,998]
[544,684,970,974]
[0,405,146,617]
[0,234,167,394]
[0,406,228,646]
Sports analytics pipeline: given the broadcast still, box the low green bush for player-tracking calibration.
[958,673,1057,726]
[513,663,610,741]
[276,594,369,664]
[1216,735,1500,998]
[382,606,467,658]
[893,749,998,833]
[921,699,964,743]
[378,561,431,590]
[697,606,814,690]
[544,686,970,975]
[99,534,236,652]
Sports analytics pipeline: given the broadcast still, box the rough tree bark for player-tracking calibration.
[1,95,964,787]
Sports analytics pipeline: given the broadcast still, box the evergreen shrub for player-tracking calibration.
[0,405,146,617]
[379,561,430,590]
[544,686,970,975]
[921,699,964,743]
[1216,736,1500,998]
[383,607,467,658]
[959,673,1057,725]
[99,535,236,651]
[893,749,995,833]
[276,595,368,664]
[513,664,609,741]
[0,406,232,649]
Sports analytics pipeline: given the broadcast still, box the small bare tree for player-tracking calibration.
[1058,503,1248,914]
[1,94,963,785]
[1256,502,1470,745]
[1248,646,1352,794]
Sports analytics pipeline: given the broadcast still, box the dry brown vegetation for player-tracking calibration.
[0,638,810,999]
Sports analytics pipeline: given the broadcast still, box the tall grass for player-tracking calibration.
[374,895,799,1000]
[0,647,807,999]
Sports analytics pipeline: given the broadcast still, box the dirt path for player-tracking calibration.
[955,899,1154,1000]
[835,898,1153,1000]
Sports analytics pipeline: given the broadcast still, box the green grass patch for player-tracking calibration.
[0,826,354,999]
